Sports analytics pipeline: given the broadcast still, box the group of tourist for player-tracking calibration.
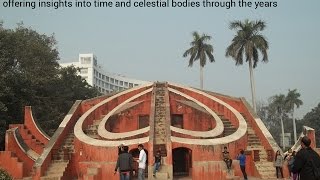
[274,136,320,180]
[114,136,320,180]
[114,144,162,180]
[223,136,320,180]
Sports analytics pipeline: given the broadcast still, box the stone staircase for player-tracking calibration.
[41,133,75,180]
[10,124,45,154]
[85,117,103,139]
[40,160,69,180]
[154,83,167,145]
[246,126,276,179]
[152,83,169,179]
[0,151,24,176]
[221,117,237,137]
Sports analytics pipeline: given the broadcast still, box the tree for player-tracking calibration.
[285,89,303,142]
[183,31,215,89]
[0,168,12,180]
[0,22,100,149]
[226,19,269,112]
[269,94,288,150]
[298,103,320,147]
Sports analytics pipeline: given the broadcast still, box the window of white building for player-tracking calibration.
[80,68,88,74]
[124,82,128,87]
[129,83,133,88]
[81,57,91,64]
[120,81,123,86]
[115,80,118,85]
[110,78,114,83]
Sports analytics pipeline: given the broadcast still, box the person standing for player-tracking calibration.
[285,148,293,177]
[292,136,320,180]
[153,150,162,177]
[274,150,284,178]
[114,146,133,180]
[237,149,247,180]
[136,144,147,180]
[289,151,298,180]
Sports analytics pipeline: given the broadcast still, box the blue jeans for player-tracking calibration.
[120,172,130,180]
[138,168,145,180]
[153,162,161,174]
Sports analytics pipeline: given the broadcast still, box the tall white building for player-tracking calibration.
[60,53,149,94]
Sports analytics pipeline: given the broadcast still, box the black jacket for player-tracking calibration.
[115,152,133,172]
[292,147,320,180]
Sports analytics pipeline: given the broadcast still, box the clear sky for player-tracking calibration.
[1,0,319,118]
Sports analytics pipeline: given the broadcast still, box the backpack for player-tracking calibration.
[311,160,320,180]
[288,157,295,171]
[307,150,320,180]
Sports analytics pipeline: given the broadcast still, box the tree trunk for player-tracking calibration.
[280,112,285,151]
[292,108,297,143]
[248,60,257,112]
[200,64,203,89]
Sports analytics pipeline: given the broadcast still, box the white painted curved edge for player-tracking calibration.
[74,83,153,147]
[29,107,50,140]
[168,87,224,137]
[285,126,314,154]
[76,134,149,147]
[12,127,39,161]
[168,82,247,145]
[98,88,152,139]
[171,120,248,145]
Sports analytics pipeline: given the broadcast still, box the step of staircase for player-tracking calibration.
[154,84,167,145]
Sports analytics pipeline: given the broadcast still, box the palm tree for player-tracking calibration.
[271,94,287,150]
[225,19,269,112]
[286,89,303,142]
[183,31,215,89]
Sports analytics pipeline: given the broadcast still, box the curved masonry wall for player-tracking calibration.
[2,81,311,180]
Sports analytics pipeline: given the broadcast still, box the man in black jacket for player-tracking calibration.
[115,146,134,180]
[292,136,320,180]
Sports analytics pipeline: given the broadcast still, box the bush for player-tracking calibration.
[0,169,12,180]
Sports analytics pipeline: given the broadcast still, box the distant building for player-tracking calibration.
[59,53,149,94]
[280,133,292,147]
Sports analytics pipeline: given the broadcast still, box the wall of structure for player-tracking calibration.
[3,82,318,180]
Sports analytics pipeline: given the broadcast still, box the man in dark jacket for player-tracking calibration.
[115,146,134,180]
[292,136,320,180]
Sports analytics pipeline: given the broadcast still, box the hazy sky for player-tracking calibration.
[1,0,319,118]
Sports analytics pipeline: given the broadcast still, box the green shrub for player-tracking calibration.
[0,169,12,180]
